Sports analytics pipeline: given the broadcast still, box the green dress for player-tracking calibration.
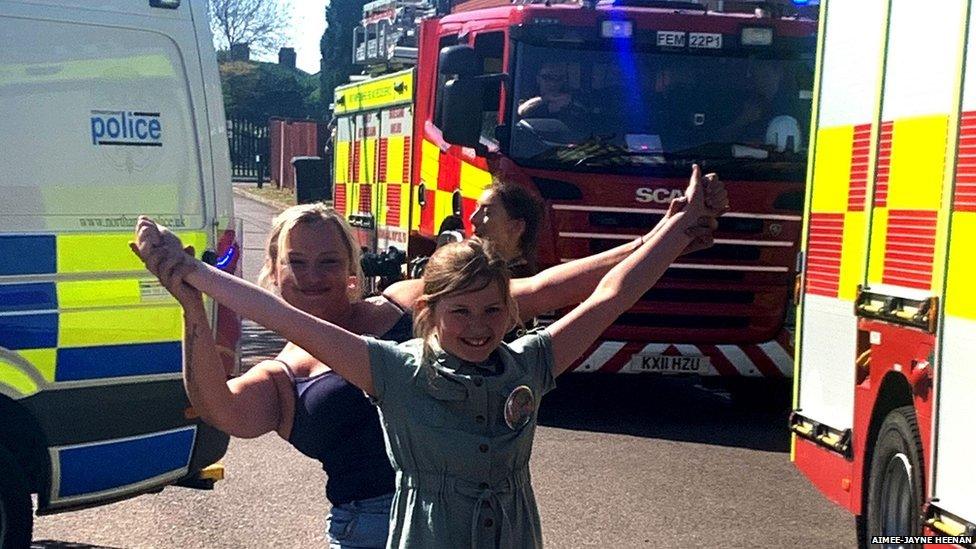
[366,330,557,549]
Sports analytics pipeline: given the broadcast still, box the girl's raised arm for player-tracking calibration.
[546,166,708,377]
[510,174,726,321]
[383,178,729,321]
[383,176,726,321]
[131,218,376,396]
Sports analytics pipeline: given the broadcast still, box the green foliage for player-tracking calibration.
[219,60,326,122]
[320,0,367,114]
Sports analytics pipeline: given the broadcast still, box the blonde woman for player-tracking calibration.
[132,165,716,548]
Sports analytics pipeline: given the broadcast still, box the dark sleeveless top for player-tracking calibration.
[279,303,413,505]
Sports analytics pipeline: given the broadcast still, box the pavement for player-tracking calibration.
[232,183,291,213]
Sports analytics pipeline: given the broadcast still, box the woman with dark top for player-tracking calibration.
[158,174,725,547]
[169,205,407,548]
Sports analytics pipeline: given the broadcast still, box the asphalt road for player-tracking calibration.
[31,194,857,548]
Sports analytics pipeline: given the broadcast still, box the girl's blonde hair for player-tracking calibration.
[257,203,363,298]
[413,238,521,361]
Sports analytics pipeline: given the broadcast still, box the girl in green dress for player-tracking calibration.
[132,166,717,548]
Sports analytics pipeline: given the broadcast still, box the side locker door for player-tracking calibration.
[334,109,354,220]
[863,3,964,303]
[865,0,969,517]
[933,0,976,526]
[362,109,380,251]
[377,98,414,253]
[796,0,886,434]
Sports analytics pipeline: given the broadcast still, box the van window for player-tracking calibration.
[0,17,206,232]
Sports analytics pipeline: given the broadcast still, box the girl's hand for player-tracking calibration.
[157,245,204,307]
[682,217,718,255]
[662,169,729,220]
[702,172,729,217]
[665,165,708,228]
[665,167,730,254]
[129,217,202,307]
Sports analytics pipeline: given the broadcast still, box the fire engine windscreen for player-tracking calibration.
[509,43,814,180]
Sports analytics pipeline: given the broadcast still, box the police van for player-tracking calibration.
[0,0,240,545]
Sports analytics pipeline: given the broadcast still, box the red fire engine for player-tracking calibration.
[332,0,817,385]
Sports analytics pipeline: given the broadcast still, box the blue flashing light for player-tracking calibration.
[601,20,633,39]
[215,244,237,270]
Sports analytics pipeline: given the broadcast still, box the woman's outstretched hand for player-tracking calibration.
[670,167,730,254]
[129,216,202,306]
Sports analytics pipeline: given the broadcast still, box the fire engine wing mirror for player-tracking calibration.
[440,45,480,77]
[441,77,484,148]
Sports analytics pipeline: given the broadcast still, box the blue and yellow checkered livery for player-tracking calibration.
[0,230,215,508]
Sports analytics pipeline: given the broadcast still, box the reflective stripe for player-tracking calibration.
[20,348,57,383]
[58,306,182,346]
[57,233,147,273]
[0,282,57,313]
[56,231,208,273]
[0,54,174,88]
[56,279,163,309]
[946,213,976,319]
[0,362,39,397]
[0,235,56,275]
[55,341,182,381]
[0,312,58,349]
[54,426,195,499]
[459,159,492,200]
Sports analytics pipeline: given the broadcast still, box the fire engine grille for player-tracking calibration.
[550,203,801,343]
[615,313,751,330]
[642,288,754,304]
[588,212,766,235]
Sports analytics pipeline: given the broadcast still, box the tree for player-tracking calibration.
[220,61,319,122]
[320,0,366,114]
[209,0,292,55]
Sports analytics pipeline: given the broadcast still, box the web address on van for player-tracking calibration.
[78,215,186,228]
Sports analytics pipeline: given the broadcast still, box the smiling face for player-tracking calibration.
[274,220,355,319]
[431,279,512,363]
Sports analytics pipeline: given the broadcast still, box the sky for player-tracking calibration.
[254,0,328,74]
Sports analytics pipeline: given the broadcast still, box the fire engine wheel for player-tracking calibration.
[865,405,924,548]
[0,445,33,549]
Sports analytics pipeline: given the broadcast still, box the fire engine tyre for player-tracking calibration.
[0,445,33,549]
[864,405,925,548]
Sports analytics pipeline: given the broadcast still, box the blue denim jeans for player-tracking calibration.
[327,492,394,549]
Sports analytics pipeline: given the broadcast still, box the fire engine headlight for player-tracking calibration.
[601,20,633,39]
[741,27,773,46]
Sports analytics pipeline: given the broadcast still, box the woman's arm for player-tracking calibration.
[151,245,293,438]
[182,299,290,437]
[547,166,708,377]
[131,218,376,396]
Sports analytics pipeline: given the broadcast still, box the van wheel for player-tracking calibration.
[0,446,33,549]
[865,405,924,548]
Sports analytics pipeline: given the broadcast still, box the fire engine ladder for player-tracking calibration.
[353,0,435,68]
